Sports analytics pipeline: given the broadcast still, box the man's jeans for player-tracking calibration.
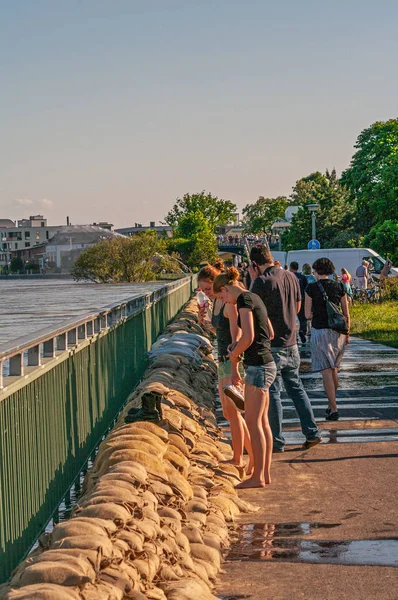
[297,309,308,341]
[269,344,320,450]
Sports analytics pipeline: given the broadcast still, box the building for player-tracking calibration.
[0,215,63,267]
[115,222,173,238]
[91,221,114,231]
[46,225,123,269]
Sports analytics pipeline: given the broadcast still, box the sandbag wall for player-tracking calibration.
[0,298,257,600]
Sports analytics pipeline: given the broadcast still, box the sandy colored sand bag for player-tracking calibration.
[75,502,132,526]
[51,534,114,557]
[99,450,168,480]
[191,486,208,502]
[115,529,144,553]
[108,460,148,478]
[160,578,218,600]
[185,511,206,526]
[14,560,94,588]
[128,518,161,540]
[80,582,124,600]
[181,526,204,545]
[148,480,176,504]
[158,506,183,521]
[190,544,221,570]
[133,553,160,582]
[209,496,240,521]
[164,464,193,501]
[115,421,169,444]
[68,516,118,535]
[2,584,81,600]
[164,449,190,478]
[185,499,207,515]
[224,493,260,513]
[188,475,214,490]
[95,441,166,473]
[93,479,140,496]
[145,587,168,600]
[168,434,190,457]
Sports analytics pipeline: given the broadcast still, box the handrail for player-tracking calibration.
[0,275,195,388]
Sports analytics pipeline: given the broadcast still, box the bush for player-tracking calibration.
[381,276,398,301]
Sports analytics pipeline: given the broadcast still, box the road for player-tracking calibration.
[216,337,398,600]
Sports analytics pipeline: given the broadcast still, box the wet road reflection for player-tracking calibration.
[227,523,398,567]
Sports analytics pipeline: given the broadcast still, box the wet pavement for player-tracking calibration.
[217,336,398,600]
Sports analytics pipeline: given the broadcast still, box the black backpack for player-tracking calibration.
[316,281,348,333]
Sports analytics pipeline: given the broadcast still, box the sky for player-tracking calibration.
[1,0,398,229]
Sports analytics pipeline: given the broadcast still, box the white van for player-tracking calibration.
[285,248,398,285]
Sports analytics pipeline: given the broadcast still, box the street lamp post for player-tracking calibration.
[307,204,320,241]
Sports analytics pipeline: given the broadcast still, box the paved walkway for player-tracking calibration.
[216,337,398,600]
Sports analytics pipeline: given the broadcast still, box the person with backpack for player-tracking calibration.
[305,258,350,421]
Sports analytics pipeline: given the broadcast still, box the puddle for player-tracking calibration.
[227,523,398,567]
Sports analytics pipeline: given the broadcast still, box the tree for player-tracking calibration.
[164,191,237,233]
[363,220,398,266]
[10,256,23,273]
[283,170,356,250]
[168,218,218,268]
[72,231,181,283]
[341,119,398,233]
[242,196,289,234]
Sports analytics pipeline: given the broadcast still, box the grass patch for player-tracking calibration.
[350,301,398,348]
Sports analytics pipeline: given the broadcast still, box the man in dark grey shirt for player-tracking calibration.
[249,245,322,451]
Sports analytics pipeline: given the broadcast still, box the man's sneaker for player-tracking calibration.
[302,437,322,450]
[223,384,245,413]
[273,447,285,453]
[325,408,332,417]
[326,411,339,421]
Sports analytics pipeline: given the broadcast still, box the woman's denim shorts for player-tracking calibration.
[245,362,277,390]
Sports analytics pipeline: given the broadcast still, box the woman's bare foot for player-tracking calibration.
[264,476,271,485]
[235,476,266,489]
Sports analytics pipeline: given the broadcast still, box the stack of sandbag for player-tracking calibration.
[1,298,257,600]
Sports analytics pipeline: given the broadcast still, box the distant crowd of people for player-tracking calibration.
[217,234,279,246]
[198,246,351,489]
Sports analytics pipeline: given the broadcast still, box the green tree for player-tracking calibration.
[168,218,218,268]
[242,196,289,234]
[341,119,398,233]
[284,170,355,250]
[165,191,237,232]
[363,220,398,265]
[10,256,24,273]
[73,231,181,283]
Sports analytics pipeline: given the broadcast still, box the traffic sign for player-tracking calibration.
[308,239,321,250]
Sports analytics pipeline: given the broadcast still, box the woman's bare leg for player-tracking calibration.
[236,383,268,489]
[219,379,244,466]
[332,368,339,393]
[261,390,272,484]
[322,368,337,412]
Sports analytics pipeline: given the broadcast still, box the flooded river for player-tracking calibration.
[0,278,165,346]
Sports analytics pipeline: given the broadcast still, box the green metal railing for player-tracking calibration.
[0,275,197,582]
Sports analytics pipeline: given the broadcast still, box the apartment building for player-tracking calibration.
[0,215,64,267]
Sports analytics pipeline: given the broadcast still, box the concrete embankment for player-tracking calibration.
[0,298,256,600]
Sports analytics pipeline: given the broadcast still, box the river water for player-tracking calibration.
[0,279,165,347]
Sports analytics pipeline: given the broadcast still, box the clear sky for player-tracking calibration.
[1,0,397,228]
